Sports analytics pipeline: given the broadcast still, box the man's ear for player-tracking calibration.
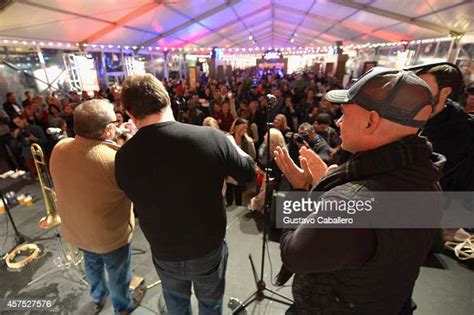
[440,86,453,100]
[126,110,137,125]
[364,111,381,134]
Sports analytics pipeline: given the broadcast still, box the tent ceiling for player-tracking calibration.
[0,0,472,52]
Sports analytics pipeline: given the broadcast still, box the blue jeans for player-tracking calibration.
[82,243,133,313]
[153,241,229,315]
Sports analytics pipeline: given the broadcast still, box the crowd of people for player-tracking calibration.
[2,63,474,314]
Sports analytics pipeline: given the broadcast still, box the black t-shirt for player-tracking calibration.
[115,121,255,261]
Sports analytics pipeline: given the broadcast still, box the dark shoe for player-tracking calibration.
[93,299,106,314]
[274,266,294,287]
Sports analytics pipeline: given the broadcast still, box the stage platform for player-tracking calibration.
[0,181,472,314]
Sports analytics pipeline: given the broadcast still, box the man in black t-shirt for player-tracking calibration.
[116,74,255,315]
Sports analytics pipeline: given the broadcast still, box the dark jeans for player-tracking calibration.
[82,243,133,314]
[0,133,19,170]
[225,184,244,206]
[153,241,229,315]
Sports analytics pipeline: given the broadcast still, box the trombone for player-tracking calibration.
[30,143,61,229]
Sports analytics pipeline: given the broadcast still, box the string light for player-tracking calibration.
[0,35,460,58]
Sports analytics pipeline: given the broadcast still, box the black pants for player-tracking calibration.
[0,133,20,170]
[225,183,244,206]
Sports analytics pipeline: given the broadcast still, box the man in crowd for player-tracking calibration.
[3,92,23,119]
[116,74,255,315]
[182,93,205,126]
[314,113,341,149]
[288,122,330,165]
[274,68,443,314]
[50,100,136,314]
[11,114,47,174]
[0,109,18,170]
[415,63,474,242]
[22,91,33,107]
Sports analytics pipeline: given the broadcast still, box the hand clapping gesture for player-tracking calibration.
[274,146,328,190]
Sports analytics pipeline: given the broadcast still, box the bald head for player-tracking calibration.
[74,99,116,139]
[337,103,432,153]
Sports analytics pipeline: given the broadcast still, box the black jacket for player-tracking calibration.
[421,99,474,191]
[281,135,444,314]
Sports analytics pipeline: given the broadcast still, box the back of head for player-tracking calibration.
[122,74,171,120]
[316,113,332,125]
[203,117,220,129]
[269,128,286,151]
[74,99,115,139]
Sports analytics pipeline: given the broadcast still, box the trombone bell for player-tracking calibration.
[39,212,61,229]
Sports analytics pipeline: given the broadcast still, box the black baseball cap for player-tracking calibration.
[325,67,434,127]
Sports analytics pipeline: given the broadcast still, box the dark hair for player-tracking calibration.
[122,74,171,119]
[316,113,332,125]
[6,92,14,98]
[49,104,61,114]
[417,64,464,101]
[11,114,23,121]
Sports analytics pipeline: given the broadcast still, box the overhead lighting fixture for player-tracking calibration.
[249,35,253,41]
[290,38,295,43]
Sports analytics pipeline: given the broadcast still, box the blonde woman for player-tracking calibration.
[203,116,220,129]
[249,128,285,211]
[273,113,292,141]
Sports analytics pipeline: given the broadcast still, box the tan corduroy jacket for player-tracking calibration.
[50,137,134,254]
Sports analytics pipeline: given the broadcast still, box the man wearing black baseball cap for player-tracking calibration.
[274,67,445,314]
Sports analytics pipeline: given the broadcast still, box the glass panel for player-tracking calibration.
[0,46,45,98]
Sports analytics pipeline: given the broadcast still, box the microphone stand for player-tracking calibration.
[231,95,293,314]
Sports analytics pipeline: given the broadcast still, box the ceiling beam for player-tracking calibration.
[274,3,408,42]
[287,0,317,44]
[163,3,241,47]
[81,1,161,44]
[328,0,461,34]
[273,27,333,45]
[201,21,271,47]
[17,0,115,24]
[179,4,271,46]
[15,0,173,40]
[271,1,275,48]
[230,31,307,48]
[137,0,241,49]
[273,18,342,41]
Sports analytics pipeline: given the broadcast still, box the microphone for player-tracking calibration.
[266,94,276,105]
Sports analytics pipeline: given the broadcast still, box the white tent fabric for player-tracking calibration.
[0,0,473,51]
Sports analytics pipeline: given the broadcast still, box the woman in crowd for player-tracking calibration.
[239,109,259,145]
[273,114,292,142]
[214,102,235,132]
[226,118,256,206]
[249,128,285,211]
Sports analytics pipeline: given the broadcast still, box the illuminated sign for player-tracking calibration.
[263,50,282,60]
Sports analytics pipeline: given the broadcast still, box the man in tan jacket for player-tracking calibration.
[50,99,135,314]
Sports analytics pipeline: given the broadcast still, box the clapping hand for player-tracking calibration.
[299,147,328,184]
[274,146,313,190]
[274,146,329,190]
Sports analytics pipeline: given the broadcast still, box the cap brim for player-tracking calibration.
[325,89,350,104]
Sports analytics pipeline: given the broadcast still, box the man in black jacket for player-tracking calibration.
[416,63,473,242]
[274,67,443,314]
[3,92,23,121]
[288,122,330,165]
[115,74,255,315]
